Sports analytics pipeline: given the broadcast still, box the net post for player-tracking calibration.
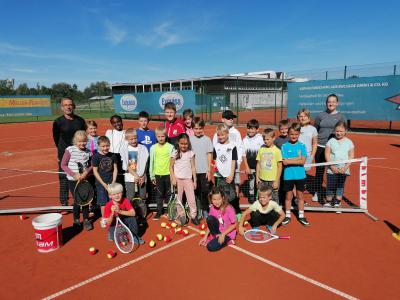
[359,156,368,210]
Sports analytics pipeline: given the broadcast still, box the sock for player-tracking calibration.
[299,211,304,218]
[286,211,291,218]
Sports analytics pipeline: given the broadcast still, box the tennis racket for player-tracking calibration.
[131,182,147,219]
[73,163,94,207]
[244,229,290,244]
[167,186,187,225]
[114,215,137,253]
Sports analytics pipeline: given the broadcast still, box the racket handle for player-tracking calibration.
[279,236,291,240]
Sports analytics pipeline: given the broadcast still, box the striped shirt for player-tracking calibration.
[61,146,91,180]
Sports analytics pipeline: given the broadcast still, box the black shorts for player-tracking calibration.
[283,179,306,192]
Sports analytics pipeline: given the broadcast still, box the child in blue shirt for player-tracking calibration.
[137,111,157,152]
[281,123,309,227]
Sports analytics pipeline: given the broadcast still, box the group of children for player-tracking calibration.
[61,99,355,252]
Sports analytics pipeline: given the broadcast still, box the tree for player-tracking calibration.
[83,81,111,100]
[15,83,30,95]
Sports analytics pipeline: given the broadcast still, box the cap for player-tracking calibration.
[222,110,237,119]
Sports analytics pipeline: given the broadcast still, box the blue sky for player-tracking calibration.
[0,0,399,89]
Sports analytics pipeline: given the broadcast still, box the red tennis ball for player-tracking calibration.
[163,236,172,243]
[89,247,97,255]
[106,250,116,259]
[19,215,28,220]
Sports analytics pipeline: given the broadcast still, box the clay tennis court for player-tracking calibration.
[0,119,399,300]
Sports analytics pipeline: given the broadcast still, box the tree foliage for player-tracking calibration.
[0,81,112,104]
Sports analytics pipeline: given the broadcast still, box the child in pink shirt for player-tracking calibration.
[170,133,198,225]
[199,186,237,251]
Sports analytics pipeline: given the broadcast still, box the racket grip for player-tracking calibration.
[279,236,291,240]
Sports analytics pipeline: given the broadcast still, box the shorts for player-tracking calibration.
[283,179,306,192]
[96,183,109,206]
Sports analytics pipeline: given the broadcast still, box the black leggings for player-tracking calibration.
[68,180,89,220]
[155,175,171,216]
[206,215,231,252]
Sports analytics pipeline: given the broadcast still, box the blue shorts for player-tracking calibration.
[96,184,109,206]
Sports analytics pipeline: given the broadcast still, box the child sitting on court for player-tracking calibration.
[324,121,354,207]
[189,117,213,219]
[104,183,144,244]
[256,128,282,203]
[281,123,309,226]
[120,128,149,220]
[61,130,93,231]
[238,185,285,235]
[86,120,99,155]
[170,133,198,225]
[182,108,195,136]
[213,124,239,213]
[199,186,237,251]
[149,126,174,220]
[92,136,118,228]
[162,101,185,146]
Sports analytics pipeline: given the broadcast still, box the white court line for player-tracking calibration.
[0,147,54,155]
[188,225,358,300]
[0,135,50,143]
[369,164,400,171]
[42,234,196,300]
[0,181,58,194]
[0,169,58,180]
[230,245,358,300]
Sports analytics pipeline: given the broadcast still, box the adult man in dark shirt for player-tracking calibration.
[52,97,86,206]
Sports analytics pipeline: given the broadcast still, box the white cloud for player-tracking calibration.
[136,22,188,48]
[10,67,36,73]
[104,19,127,45]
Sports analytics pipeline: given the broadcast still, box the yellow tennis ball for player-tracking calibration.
[160,222,167,228]
[156,233,163,241]
[149,240,156,248]
[171,222,177,228]
[183,229,189,235]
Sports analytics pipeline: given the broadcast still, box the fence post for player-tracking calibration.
[236,76,239,126]
[325,71,328,80]
[280,73,284,121]
[394,65,397,76]
[274,80,277,125]
[344,65,347,79]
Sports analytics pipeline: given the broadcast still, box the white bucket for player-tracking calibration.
[32,213,63,253]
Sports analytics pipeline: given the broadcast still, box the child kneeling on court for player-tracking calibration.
[104,183,144,244]
[238,185,285,236]
[199,187,237,252]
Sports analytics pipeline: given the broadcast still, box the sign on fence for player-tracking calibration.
[0,95,51,118]
[288,75,400,120]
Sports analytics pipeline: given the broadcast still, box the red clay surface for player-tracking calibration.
[0,120,399,300]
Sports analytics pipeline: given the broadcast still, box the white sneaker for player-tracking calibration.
[100,218,107,228]
[312,193,319,202]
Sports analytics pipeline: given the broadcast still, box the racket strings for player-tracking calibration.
[74,181,94,206]
[115,225,134,252]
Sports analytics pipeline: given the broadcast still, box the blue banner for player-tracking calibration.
[288,76,400,120]
[0,95,51,118]
[114,90,197,115]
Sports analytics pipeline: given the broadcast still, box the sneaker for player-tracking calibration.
[191,218,200,226]
[138,238,145,245]
[311,193,319,202]
[100,218,107,228]
[323,202,332,207]
[299,217,310,226]
[334,200,341,208]
[83,220,93,231]
[73,219,81,230]
[153,214,161,221]
[282,217,291,226]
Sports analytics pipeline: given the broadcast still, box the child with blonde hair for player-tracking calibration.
[61,130,93,230]
[86,120,99,155]
[149,126,174,220]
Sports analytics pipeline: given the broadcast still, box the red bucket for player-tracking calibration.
[32,213,63,253]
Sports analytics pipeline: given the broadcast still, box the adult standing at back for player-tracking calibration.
[52,97,86,207]
[313,94,347,204]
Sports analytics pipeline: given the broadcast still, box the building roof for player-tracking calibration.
[88,96,113,101]
[111,71,289,87]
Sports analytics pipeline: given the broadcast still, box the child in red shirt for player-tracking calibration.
[104,183,144,244]
[162,101,185,146]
